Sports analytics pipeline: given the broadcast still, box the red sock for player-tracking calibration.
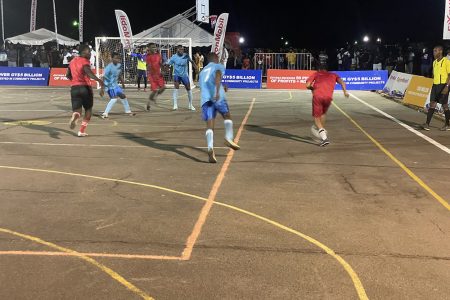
[80,120,89,133]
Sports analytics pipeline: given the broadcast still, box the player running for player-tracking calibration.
[66,44,105,137]
[306,63,349,146]
[146,43,166,111]
[165,45,198,111]
[199,52,240,163]
[101,52,136,119]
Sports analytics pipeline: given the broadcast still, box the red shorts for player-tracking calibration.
[148,74,165,92]
[312,96,332,118]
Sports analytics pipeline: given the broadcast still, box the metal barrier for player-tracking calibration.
[253,52,313,77]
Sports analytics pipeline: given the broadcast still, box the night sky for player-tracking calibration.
[1,0,446,50]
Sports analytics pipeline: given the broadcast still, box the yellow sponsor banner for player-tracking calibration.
[403,75,433,107]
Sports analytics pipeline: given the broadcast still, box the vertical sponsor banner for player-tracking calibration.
[30,0,37,32]
[79,0,84,43]
[444,0,450,39]
[211,13,229,60]
[115,10,133,50]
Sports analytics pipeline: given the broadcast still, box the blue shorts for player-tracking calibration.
[202,100,230,121]
[107,86,125,99]
[173,75,190,86]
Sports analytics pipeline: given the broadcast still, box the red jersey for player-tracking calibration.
[306,71,340,99]
[146,53,162,76]
[69,57,91,86]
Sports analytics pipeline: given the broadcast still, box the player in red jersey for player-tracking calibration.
[66,44,104,137]
[145,43,166,111]
[306,63,349,146]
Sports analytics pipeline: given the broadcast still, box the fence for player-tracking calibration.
[253,52,313,77]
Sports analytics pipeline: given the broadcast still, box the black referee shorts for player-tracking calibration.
[71,85,94,111]
[430,84,450,105]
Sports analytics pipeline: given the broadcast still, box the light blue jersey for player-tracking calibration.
[167,53,191,77]
[199,62,226,106]
[103,63,122,90]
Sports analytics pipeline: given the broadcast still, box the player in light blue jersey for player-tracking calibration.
[165,45,198,111]
[199,52,240,163]
[101,52,136,119]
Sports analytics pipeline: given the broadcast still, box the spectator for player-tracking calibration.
[7,44,18,67]
[89,45,96,68]
[385,52,395,75]
[421,48,432,77]
[343,48,352,70]
[38,46,50,68]
[242,54,251,70]
[0,44,7,66]
[286,48,296,69]
[62,48,72,67]
[50,46,61,67]
[372,49,383,71]
[23,46,34,67]
[337,48,344,70]
[318,50,328,65]
[395,51,405,72]
[405,47,415,74]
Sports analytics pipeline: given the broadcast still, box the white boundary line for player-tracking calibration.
[350,93,450,155]
[0,141,227,149]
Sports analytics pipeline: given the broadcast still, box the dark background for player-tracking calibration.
[1,0,446,50]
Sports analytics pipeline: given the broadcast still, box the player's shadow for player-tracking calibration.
[0,117,74,139]
[118,132,207,163]
[245,125,317,145]
[353,112,426,129]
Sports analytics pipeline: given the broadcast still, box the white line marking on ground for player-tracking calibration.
[0,141,227,149]
[350,93,450,155]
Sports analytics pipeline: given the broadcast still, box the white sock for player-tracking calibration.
[224,119,234,141]
[173,89,179,107]
[120,98,131,113]
[319,128,328,140]
[187,90,193,106]
[104,98,117,115]
[206,129,214,150]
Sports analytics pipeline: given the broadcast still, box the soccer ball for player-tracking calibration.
[311,125,325,140]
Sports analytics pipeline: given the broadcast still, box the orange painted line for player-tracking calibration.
[0,250,182,260]
[182,98,256,260]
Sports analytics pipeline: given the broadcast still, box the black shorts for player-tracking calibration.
[430,84,450,105]
[71,85,93,111]
[137,69,147,77]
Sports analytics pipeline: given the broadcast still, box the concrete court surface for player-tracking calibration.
[0,86,449,300]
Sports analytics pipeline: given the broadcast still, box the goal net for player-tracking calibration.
[95,37,194,87]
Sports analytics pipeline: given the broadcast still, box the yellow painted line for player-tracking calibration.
[333,102,450,211]
[3,120,53,126]
[0,228,153,300]
[0,165,368,299]
[182,98,256,260]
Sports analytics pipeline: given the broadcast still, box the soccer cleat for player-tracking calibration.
[189,105,196,111]
[319,139,330,147]
[146,104,151,111]
[224,139,241,150]
[69,113,80,129]
[127,112,136,117]
[207,149,217,163]
[421,123,430,131]
[101,114,108,119]
[172,106,178,111]
[77,131,88,137]
[440,125,450,131]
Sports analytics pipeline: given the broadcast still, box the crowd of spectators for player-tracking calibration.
[0,42,96,68]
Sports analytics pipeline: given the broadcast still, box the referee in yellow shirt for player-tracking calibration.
[422,45,450,131]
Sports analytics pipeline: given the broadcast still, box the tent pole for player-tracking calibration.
[52,0,59,50]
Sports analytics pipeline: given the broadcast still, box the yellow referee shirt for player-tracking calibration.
[433,57,450,84]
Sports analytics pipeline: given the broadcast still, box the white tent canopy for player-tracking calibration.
[5,28,79,46]
[134,15,212,47]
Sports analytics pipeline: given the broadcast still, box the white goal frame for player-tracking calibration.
[95,37,194,88]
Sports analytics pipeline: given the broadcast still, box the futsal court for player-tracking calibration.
[0,86,449,300]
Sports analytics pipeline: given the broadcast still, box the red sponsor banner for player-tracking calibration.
[267,69,315,89]
[49,68,98,87]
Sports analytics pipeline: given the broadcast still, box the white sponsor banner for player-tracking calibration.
[382,71,412,98]
[30,0,37,32]
[211,13,228,60]
[115,10,133,50]
[444,0,450,39]
[196,0,209,23]
[79,0,84,42]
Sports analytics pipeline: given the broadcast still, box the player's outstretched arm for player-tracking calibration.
[337,78,350,98]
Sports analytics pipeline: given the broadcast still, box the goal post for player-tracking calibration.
[95,37,194,88]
